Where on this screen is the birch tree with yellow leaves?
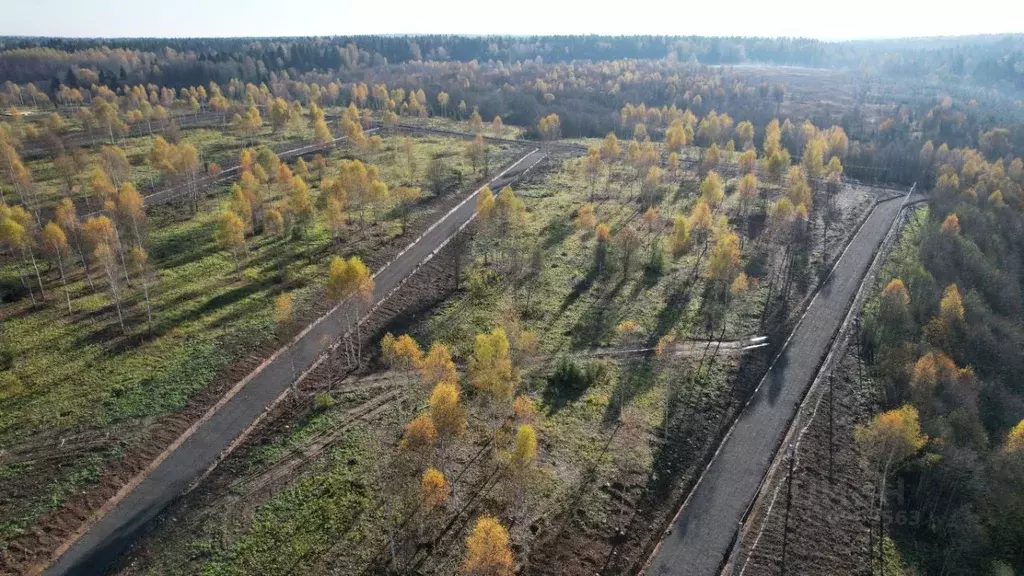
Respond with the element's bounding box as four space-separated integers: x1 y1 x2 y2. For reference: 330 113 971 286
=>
326 255 374 365
41 221 72 312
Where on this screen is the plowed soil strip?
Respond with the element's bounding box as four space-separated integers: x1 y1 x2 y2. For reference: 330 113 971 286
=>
643 192 909 576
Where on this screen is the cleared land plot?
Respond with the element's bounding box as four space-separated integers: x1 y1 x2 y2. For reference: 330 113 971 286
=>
111 144 895 576
0 127 522 571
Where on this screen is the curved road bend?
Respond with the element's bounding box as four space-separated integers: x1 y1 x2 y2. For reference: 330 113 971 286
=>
644 193 909 576
43 148 543 576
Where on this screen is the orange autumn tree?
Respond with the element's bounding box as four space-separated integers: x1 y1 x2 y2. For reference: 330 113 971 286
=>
908 351 976 414
855 404 927 545
420 342 458 390
511 424 538 471
116 182 146 246
877 278 912 341
939 284 965 323
599 132 621 192
129 246 155 335
538 113 560 143
737 172 758 215
595 222 611 273
512 394 537 425
924 284 965 351
699 171 725 208
584 147 602 199
216 211 246 272
39 221 71 311
381 333 424 372
274 292 293 329
476 186 496 234
668 215 691 258
882 278 910 308
855 403 927 474
0 204 42 303
463 516 514 576
508 423 538 515
940 213 961 235
707 228 742 286
575 204 597 234
400 414 438 466
420 467 450 511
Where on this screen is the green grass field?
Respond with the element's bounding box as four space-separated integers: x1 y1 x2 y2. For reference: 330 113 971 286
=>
114 147 772 575
0 127 520 546
19 120 323 212
1 114 864 571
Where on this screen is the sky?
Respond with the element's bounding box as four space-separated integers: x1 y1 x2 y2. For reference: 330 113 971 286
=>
2 0 1022 40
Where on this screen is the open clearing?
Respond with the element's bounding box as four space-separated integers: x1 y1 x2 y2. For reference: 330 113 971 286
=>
100 135 900 576
0 114 525 572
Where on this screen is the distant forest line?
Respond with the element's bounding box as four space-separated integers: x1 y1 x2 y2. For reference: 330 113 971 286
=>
1 34 1023 91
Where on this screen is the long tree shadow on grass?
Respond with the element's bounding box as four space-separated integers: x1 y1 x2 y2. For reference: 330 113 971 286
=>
597 387 712 574
598 332 783 575
602 357 657 425
649 274 697 345
0 274 35 307
185 274 284 321
149 219 219 270
542 254 612 356
205 288 287 333
554 266 597 323
79 272 293 354
672 178 699 204
632 253 667 296
253 241 346 282
596 355 756 574
569 276 628 350
71 312 131 353
542 214 574 250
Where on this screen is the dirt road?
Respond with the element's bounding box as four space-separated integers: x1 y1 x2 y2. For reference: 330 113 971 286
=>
643 192 910 576
41 148 543 576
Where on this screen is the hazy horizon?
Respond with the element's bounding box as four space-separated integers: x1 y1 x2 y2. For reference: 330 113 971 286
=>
4 0 1023 41
2 32 1022 42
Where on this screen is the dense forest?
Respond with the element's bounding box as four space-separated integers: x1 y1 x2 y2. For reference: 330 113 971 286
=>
861 146 1024 573
1 35 1023 99
3 35 1024 188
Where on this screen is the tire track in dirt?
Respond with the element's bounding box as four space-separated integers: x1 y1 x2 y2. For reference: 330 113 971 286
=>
38 148 542 576
0 151 514 576
112 232 465 575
